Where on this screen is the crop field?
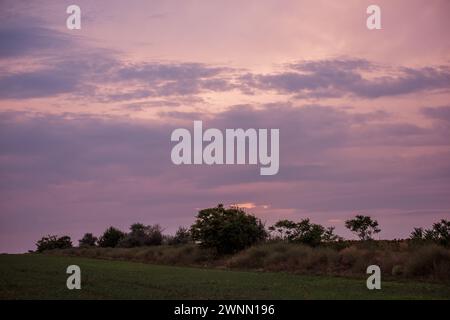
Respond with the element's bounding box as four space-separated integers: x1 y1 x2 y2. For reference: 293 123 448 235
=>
1 254 449 300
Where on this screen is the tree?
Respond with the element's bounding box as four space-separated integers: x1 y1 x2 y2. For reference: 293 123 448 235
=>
118 223 163 247
345 215 380 240
190 204 267 254
410 219 450 246
409 227 424 242
323 226 344 242
78 233 97 247
295 219 325 246
36 235 73 252
268 219 298 241
168 227 192 245
98 227 125 248
269 219 342 246
431 219 450 246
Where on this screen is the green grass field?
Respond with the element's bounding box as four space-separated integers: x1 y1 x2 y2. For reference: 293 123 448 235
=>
1 254 449 299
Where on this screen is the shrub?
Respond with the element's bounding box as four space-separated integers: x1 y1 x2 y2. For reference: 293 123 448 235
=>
78 233 97 247
36 235 72 252
392 265 403 276
339 246 360 268
228 243 340 274
190 204 267 254
98 227 125 248
404 245 450 281
59 244 216 266
227 243 265 268
53 241 450 282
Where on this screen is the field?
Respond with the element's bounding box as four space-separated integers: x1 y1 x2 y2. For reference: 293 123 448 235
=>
1 254 449 299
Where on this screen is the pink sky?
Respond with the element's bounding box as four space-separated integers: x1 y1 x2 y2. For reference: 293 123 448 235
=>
1 0 450 252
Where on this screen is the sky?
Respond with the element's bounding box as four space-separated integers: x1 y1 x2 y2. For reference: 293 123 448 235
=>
1 0 450 253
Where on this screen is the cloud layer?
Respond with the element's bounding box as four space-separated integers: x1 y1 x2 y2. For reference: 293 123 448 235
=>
1 0 450 252
1 104 450 252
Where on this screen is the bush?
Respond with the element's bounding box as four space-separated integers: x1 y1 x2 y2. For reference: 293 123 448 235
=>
53 241 450 282
36 235 72 252
98 227 125 248
392 265 403 276
190 204 267 254
404 245 450 281
78 233 97 247
228 243 340 274
56 244 216 266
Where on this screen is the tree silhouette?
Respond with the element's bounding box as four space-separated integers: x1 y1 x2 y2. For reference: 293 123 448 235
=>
345 215 380 240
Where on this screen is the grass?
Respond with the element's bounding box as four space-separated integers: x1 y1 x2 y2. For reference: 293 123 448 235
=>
1 254 449 299
54 242 450 282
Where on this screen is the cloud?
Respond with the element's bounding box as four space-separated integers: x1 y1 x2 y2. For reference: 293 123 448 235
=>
2 103 449 197
2 23 449 103
3 22 448 103
0 12 234 100
242 59 450 99
0 56 235 100
101 62 235 99
117 63 224 82
0 111 172 189
0 5 74 59
0 66 81 99
0 25 71 58
422 105 450 122
0 50 120 99
0 13 119 99
1 104 450 252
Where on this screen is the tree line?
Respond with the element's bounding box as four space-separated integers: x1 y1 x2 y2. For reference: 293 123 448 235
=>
35 204 450 253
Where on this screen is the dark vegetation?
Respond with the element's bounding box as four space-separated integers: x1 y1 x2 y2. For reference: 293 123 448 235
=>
409 219 450 246
4 255 450 299
190 204 267 253
35 235 72 252
34 204 450 282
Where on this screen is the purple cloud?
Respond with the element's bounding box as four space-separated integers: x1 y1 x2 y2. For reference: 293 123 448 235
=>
422 105 450 122
242 60 450 98
1 104 450 252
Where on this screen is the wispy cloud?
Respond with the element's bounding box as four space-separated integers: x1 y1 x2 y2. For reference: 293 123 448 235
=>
241 59 450 98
